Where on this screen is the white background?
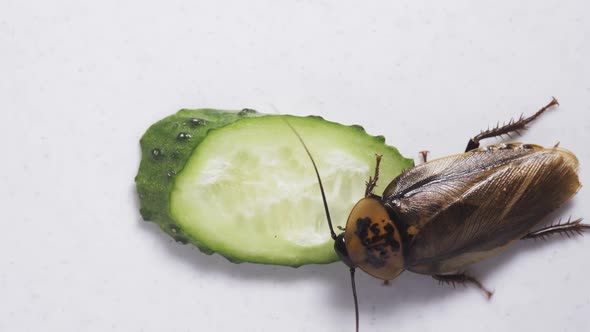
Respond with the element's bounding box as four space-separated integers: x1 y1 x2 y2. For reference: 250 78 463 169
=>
2 1 589 331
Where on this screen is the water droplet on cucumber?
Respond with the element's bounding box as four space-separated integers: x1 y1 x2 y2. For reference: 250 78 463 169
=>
189 118 207 127
177 132 192 141
151 148 162 159
238 108 257 116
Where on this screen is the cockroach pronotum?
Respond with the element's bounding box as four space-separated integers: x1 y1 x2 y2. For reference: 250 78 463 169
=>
287 97 588 331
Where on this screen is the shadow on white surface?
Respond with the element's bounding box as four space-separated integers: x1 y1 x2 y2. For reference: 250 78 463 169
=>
131 181 583 317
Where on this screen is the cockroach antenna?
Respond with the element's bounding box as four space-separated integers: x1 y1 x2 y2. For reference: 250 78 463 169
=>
282 117 360 332
282 119 336 239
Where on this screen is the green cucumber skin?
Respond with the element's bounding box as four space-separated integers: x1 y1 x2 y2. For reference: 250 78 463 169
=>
136 109 414 266
135 108 260 254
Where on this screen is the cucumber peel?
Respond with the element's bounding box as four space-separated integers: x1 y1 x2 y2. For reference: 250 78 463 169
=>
136 109 413 267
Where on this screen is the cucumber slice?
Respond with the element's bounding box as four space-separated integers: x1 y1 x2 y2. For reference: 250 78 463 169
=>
136 109 413 267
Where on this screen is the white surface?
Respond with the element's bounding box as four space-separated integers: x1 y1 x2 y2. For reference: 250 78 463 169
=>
2 1 589 331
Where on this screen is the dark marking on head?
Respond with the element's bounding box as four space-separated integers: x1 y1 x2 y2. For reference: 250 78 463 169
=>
355 217 372 245
354 217 401 268
366 249 387 268
522 144 533 150
369 223 380 236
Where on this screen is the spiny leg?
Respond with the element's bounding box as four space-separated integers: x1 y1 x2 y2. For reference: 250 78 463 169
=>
521 217 589 240
433 273 494 299
465 97 559 152
419 150 429 163
365 154 382 197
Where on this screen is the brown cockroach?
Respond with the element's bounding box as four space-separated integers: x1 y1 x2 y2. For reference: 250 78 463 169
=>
289 97 587 331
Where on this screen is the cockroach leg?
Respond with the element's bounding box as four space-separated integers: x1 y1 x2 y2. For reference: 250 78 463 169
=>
433 273 494 299
521 217 589 240
365 154 383 197
465 97 559 152
419 150 429 163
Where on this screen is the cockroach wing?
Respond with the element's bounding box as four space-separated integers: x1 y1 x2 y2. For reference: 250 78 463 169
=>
383 145 552 231
383 145 580 275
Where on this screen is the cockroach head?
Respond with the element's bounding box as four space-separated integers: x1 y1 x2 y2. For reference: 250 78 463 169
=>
342 197 405 280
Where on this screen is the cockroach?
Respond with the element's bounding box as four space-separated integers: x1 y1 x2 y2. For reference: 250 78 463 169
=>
287 97 588 332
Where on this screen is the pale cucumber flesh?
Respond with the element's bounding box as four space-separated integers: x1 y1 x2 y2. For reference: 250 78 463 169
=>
169 115 413 266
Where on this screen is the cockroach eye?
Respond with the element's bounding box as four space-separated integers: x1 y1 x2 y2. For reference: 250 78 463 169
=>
334 233 354 268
